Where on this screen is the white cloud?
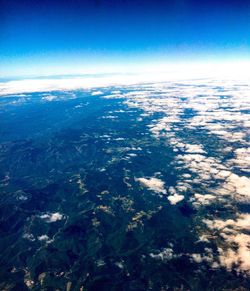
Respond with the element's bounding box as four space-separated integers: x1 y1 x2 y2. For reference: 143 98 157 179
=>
150 248 176 261
40 212 63 222
23 233 35 242
91 90 103 95
167 193 184 205
42 95 57 101
203 213 250 274
192 193 216 207
38 234 49 241
37 235 53 244
191 250 215 265
135 177 167 194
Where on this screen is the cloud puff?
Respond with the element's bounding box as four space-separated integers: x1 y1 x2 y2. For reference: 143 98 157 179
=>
91 90 103 95
190 248 217 267
135 177 167 194
225 173 250 202
23 233 35 242
150 248 176 261
192 193 216 207
37 234 53 244
40 212 63 222
203 213 250 274
167 193 184 205
42 95 57 101
230 147 250 174
38 234 50 241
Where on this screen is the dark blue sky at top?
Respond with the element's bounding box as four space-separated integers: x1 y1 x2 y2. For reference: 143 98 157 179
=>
0 0 250 77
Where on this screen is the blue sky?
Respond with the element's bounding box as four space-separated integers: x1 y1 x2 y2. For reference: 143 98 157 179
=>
0 0 250 77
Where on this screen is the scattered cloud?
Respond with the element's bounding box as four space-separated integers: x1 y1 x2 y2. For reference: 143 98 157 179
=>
203 214 250 274
150 248 176 261
42 95 57 101
167 193 184 205
114 78 250 274
91 90 103 95
40 212 63 222
135 176 167 194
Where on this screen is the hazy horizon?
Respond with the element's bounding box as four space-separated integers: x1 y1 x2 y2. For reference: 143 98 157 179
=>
1 0 250 78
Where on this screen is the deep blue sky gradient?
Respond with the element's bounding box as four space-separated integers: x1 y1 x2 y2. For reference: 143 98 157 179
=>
0 0 250 77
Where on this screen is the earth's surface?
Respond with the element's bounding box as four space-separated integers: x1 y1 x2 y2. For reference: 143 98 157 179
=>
0 79 250 290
